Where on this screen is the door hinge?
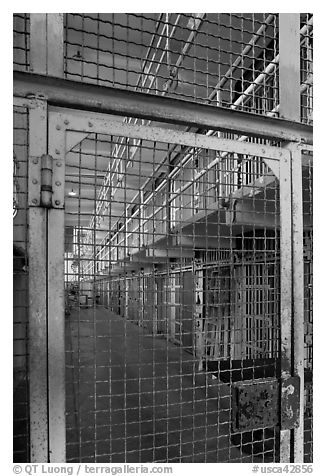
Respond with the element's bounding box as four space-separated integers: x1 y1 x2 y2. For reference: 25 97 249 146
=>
29 153 64 209
40 154 53 208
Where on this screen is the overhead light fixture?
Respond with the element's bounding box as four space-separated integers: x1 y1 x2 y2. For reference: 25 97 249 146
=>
68 189 77 197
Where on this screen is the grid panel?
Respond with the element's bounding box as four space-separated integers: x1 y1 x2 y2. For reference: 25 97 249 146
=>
302 152 312 462
300 14 313 125
13 105 30 462
64 125 281 463
64 13 279 116
13 13 30 71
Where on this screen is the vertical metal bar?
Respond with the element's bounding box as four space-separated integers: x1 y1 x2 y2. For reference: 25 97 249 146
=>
279 14 301 121
291 144 305 462
30 14 47 74
47 126 66 462
47 14 64 77
279 151 292 463
30 13 64 77
47 209 66 462
279 13 304 462
28 101 48 462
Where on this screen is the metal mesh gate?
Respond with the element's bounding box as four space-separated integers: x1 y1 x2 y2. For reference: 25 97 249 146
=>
61 119 282 463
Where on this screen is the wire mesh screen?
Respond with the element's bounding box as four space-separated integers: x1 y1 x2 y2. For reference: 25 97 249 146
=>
64 123 281 463
13 105 30 462
64 13 280 116
302 151 312 462
300 14 313 125
13 13 30 72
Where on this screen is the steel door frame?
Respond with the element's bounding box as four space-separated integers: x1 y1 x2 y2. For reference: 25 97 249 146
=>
18 93 308 462
45 106 297 462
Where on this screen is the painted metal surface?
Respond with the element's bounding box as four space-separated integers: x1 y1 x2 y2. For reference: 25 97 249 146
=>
48 113 66 209
279 14 301 122
47 118 67 461
28 101 47 208
30 14 64 77
40 154 53 208
279 150 292 463
13 71 313 144
30 14 47 75
232 379 279 431
281 377 301 431
279 13 305 462
291 144 305 461
47 14 64 78
28 100 48 462
47 209 66 462
51 110 286 162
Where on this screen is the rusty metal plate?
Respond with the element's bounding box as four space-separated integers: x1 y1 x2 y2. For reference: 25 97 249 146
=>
281 376 300 430
232 378 279 431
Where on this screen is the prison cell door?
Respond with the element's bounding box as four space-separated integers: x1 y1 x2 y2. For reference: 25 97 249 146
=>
40 108 302 463
234 262 279 360
204 266 233 361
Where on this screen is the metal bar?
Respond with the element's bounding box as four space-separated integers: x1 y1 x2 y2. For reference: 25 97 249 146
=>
291 145 305 462
30 14 64 77
47 209 66 462
30 14 47 74
279 147 293 463
28 101 49 462
47 14 64 78
279 13 304 462
14 71 313 143
47 126 66 461
58 112 286 160
279 14 301 121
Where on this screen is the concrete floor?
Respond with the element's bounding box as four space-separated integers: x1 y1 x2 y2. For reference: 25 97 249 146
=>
65 306 276 463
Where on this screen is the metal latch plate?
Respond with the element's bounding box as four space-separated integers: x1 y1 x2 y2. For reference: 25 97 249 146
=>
281 376 300 430
232 378 279 431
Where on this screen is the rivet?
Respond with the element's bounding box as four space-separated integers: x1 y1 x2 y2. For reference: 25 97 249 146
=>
64 119 69 125
262 149 265 154
55 200 60 206
33 158 38 164
56 124 61 130
55 149 60 155
32 199 37 204
88 122 93 127
32 179 38 184
55 181 61 186
56 162 62 167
